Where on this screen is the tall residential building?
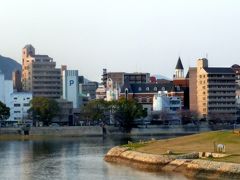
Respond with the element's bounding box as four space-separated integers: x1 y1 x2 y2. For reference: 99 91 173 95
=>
189 58 236 120
22 45 62 98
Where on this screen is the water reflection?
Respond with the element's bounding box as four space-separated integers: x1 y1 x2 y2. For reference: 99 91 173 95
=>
0 136 187 180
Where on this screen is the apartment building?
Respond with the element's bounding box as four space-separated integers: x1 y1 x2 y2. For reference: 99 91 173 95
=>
190 58 236 120
102 69 150 88
22 45 61 98
9 92 32 122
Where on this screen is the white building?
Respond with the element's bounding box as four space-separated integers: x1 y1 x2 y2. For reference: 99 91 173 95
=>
96 85 106 100
106 78 119 101
106 89 119 101
153 91 181 112
9 92 32 122
62 70 80 108
0 72 13 108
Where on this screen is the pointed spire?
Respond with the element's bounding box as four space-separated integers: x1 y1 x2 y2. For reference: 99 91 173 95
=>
175 57 184 70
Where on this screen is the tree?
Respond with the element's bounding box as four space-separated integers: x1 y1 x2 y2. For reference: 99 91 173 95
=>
0 101 10 123
113 98 146 132
178 110 199 125
81 99 112 125
208 112 235 125
28 97 59 126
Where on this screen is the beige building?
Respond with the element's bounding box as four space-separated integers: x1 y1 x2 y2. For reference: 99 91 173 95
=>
190 58 236 120
22 45 62 98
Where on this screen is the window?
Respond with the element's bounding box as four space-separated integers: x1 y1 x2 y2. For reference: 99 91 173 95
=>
14 104 20 107
14 111 21 113
147 97 150 103
138 97 142 103
146 87 149 91
23 103 30 107
138 87 142 91
154 87 157 91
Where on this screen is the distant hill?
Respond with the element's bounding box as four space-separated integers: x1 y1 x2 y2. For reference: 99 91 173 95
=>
152 74 171 80
0 55 21 80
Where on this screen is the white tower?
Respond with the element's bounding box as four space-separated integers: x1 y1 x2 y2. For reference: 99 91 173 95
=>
174 57 184 79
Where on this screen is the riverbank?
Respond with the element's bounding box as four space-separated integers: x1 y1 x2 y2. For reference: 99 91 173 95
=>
104 131 240 179
0 125 238 139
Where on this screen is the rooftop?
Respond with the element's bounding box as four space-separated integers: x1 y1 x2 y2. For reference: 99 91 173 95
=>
175 57 184 70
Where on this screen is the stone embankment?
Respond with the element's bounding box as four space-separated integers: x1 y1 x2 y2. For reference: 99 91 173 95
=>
0 126 103 136
104 146 240 179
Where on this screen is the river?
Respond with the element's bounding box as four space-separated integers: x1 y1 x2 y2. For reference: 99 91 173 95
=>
0 135 187 180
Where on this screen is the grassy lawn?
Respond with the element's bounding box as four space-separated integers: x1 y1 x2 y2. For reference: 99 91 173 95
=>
133 130 240 163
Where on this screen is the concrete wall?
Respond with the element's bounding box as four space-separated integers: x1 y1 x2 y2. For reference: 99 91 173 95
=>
0 128 21 135
29 126 103 136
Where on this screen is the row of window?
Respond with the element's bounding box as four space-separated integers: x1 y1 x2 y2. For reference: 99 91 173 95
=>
208 102 235 105
14 103 30 107
199 74 235 78
33 76 61 80
33 86 61 89
208 80 235 83
138 87 167 92
208 85 236 88
136 97 152 103
13 97 31 100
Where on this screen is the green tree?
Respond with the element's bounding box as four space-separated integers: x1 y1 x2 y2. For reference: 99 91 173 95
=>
0 101 10 123
113 98 146 132
28 97 59 126
81 99 112 125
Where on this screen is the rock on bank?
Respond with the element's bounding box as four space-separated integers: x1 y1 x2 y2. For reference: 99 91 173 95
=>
104 146 240 179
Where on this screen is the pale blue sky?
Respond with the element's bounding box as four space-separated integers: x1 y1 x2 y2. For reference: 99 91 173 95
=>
0 0 240 81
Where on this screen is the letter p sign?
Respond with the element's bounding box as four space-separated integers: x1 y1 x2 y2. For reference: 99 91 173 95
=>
69 80 74 86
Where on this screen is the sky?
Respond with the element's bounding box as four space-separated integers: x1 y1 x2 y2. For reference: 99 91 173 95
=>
0 0 240 81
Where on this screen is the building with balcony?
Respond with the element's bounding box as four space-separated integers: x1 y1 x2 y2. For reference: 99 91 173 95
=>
22 45 62 99
189 58 236 120
153 91 181 112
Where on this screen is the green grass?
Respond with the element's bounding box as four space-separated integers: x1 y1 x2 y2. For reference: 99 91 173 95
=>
122 142 149 150
132 130 240 163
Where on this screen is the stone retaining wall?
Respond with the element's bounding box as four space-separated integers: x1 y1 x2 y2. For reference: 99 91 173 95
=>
29 126 103 136
105 146 240 179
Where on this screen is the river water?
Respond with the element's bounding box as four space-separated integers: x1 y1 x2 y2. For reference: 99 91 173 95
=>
0 136 187 180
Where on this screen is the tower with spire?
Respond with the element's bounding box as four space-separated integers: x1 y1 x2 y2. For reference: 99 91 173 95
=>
174 57 184 79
